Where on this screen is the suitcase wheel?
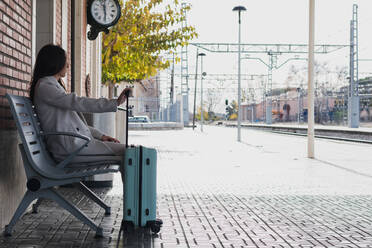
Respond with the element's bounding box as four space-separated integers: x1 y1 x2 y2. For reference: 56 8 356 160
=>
150 223 161 234
122 220 134 233
156 218 163 225
149 219 163 234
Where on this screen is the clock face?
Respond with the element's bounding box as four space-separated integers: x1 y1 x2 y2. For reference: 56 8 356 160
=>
91 0 119 26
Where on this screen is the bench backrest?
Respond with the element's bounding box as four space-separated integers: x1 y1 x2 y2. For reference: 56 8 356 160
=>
6 94 63 178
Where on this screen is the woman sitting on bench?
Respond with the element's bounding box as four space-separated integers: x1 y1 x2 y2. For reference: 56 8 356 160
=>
29 44 130 165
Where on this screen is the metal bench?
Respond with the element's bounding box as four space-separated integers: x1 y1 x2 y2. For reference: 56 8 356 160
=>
4 94 121 237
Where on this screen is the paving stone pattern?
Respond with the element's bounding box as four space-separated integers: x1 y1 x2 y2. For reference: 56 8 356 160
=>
2 191 372 247
2 127 372 247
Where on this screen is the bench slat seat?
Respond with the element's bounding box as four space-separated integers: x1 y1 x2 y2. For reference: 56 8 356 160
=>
64 164 120 177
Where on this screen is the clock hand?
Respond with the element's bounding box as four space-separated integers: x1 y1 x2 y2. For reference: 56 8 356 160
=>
103 1 107 22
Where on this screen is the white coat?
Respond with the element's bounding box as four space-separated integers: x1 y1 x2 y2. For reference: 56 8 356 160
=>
34 76 125 164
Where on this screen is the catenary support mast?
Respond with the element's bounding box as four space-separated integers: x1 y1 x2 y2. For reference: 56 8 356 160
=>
348 4 359 128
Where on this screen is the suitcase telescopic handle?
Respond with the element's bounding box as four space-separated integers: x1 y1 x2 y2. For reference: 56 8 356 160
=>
125 89 131 148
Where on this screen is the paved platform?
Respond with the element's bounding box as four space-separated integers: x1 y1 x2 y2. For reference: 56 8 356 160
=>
2 126 372 247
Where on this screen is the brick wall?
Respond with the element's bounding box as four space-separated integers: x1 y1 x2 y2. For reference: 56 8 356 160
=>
55 0 62 47
0 0 32 229
0 0 32 129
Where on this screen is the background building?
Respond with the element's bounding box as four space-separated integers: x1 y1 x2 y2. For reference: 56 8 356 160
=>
102 75 161 121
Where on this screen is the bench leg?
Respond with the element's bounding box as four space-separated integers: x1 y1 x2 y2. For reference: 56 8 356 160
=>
4 190 37 236
39 188 103 238
32 198 43 213
76 182 111 215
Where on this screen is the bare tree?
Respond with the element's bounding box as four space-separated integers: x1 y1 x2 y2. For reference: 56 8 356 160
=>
206 88 222 114
335 66 348 87
205 80 224 115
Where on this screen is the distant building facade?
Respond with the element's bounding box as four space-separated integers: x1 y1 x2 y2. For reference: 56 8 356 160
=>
103 75 161 121
241 87 338 123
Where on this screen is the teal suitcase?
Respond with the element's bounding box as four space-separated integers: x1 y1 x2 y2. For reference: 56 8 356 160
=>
121 89 162 233
121 145 162 233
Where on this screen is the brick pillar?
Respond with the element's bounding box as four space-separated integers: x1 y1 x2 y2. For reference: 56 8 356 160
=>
73 0 87 97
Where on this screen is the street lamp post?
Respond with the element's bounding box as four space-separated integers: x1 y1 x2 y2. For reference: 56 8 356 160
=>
192 49 199 130
297 87 301 124
233 5 246 142
192 52 206 131
199 53 206 132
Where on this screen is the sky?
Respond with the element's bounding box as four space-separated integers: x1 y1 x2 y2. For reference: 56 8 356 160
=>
161 0 372 112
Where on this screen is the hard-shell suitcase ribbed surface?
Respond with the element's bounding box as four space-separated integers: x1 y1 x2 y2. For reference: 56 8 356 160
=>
121 88 162 233
122 145 161 233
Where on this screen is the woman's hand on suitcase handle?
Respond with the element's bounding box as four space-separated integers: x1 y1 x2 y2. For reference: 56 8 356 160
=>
101 135 120 143
117 88 132 106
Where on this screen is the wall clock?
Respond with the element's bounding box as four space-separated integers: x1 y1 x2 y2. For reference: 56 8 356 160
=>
87 0 121 40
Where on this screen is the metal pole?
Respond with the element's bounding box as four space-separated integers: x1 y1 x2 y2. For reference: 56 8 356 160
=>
170 53 175 104
200 55 204 132
181 2 190 126
307 0 315 158
251 106 254 123
266 57 273 124
298 89 301 124
192 49 199 130
262 78 266 122
348 4 359 128
237 10 242 142
348 19 354 127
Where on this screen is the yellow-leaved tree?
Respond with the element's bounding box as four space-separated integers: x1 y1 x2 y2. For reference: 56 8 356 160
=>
196 106 209 121
102 0 198 98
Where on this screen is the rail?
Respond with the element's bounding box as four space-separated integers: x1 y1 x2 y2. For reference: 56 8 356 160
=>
224 122 372 144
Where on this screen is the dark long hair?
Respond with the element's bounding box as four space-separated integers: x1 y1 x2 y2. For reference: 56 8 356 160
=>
29 44 67 102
